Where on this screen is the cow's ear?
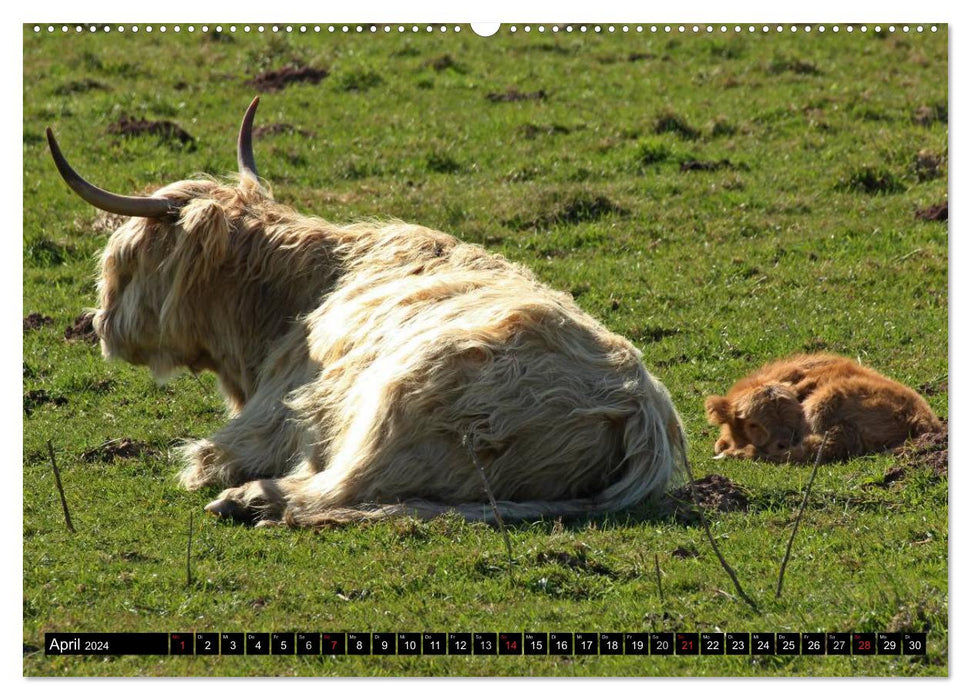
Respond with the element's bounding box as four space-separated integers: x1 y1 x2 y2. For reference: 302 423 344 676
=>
161 198 231 331
705 395 732 424
178 198 230 268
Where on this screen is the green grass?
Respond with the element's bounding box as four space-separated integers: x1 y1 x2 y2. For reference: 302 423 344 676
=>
23 24 948 676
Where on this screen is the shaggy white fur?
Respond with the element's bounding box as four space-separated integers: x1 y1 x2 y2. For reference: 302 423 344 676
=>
90 175 685 527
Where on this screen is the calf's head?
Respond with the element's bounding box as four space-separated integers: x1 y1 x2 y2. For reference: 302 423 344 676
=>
47 98 266 381
705 382 808 458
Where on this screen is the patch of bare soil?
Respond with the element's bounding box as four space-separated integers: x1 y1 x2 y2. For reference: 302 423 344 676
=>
918 378 947 396
506 192 628 230
802 337 829 353
87 210 131 235
891 421 948 480
207 29 234 43
518 123 573 139
874 465 908 487
23 390 68 415
82 438 150 462
64 312 98 344
247 65 329 92
23 313 53 332
915 149 942 181
486 88 548 103
423 54 462 71
913 103 947 126
653 110 701 140
680 159 737 172
53 78 109 96
252 123 314 138
886 599 946 634
108 116 195 148
534 548 618 577
915 202 948 221
663 474 750 525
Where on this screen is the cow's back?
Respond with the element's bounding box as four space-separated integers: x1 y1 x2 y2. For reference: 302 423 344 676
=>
288 224 681 510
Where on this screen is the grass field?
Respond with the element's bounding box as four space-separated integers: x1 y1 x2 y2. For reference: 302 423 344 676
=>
22 24 948 676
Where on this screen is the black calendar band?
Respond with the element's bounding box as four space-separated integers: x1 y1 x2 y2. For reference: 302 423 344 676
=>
43 631 928 656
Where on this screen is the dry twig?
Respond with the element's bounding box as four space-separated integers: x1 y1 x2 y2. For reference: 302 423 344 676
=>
186 511 194 588
680 443 759 613
776 431 828 598
46 440 75 533
654 553 664 601
463 431 514 568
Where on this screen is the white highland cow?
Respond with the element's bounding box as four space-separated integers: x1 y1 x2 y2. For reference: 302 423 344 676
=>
47 98 686 527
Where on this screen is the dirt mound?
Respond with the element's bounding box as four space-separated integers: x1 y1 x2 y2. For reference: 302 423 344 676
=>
915 202 948 221
891 421 948 479
64 312 98 344
23 313 53 332
486 88 548 103
82 438 150 462
663 474 750 524
247 65 328 93
423 54 461 72
108 116 195 148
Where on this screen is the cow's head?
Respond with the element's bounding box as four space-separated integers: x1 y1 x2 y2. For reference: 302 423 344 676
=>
47 98 267 381
705 382 808 459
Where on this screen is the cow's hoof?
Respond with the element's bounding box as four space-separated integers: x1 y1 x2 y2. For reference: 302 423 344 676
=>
205 480 287 524
205 498 247 520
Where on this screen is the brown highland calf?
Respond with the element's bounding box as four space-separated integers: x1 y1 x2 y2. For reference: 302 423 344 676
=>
46 98 685 527
705 353 941 463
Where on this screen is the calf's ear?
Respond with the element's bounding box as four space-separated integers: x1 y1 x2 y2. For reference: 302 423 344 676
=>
705 395 732 424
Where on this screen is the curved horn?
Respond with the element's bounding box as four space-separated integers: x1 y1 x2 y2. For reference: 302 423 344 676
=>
46 128 176 218
237 96 260 179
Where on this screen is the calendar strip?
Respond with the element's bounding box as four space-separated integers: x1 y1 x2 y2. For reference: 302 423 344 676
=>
43 631 926 656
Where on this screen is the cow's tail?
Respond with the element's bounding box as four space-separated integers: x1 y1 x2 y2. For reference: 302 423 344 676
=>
286 365 686 528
